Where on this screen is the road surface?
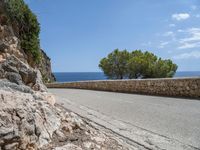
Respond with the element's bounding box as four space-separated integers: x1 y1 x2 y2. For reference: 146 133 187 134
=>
49 88 200 149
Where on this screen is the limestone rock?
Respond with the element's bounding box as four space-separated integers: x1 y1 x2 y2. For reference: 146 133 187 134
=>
0 16 55 83
5 72 23 85
37 49 56 83
0 80 130 150
34 92 56 106
0 80 60 149
54 144 82 150
32 70 48 92
0 24 27 64
0 55 47 92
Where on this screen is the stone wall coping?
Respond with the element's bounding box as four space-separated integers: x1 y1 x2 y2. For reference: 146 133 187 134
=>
47 77 200 84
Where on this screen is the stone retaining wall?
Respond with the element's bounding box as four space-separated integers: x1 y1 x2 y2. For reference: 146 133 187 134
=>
46 78 200 99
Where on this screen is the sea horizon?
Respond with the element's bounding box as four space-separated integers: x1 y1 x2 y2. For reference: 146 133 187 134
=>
53 71 200 82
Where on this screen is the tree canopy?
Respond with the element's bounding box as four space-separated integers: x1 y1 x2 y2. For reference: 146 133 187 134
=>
99 49 178 79
99 49 130 79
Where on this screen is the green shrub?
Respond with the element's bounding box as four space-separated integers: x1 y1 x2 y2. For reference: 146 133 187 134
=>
3 0 41 62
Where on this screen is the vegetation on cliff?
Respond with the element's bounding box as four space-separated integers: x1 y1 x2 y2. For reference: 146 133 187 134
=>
3 0 41 62
99 49 178 79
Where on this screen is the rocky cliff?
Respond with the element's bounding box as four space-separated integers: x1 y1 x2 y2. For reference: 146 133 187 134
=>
0 26 129 149
37 49 56 83
0 0 55 83
0 1 131 149
0 80 132 150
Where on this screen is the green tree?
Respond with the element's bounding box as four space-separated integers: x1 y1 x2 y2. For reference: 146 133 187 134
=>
3 0 41 63
99 49 178 79
128 50 146 78
99 49 130 79
152 59 178 78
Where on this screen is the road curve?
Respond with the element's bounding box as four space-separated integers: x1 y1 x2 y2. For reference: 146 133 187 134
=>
49 88 200 149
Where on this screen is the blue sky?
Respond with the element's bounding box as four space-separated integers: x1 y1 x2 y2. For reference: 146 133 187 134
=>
25 0 200 72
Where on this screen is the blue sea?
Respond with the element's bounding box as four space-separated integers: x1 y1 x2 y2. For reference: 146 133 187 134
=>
54 72 200 82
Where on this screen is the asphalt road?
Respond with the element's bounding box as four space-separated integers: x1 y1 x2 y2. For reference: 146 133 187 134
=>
49 88 200 148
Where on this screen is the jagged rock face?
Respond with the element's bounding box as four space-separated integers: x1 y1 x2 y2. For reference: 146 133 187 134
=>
0 55 47 92
37 49 56 83
0 8 50 90
0 4 55 83
0 1 27 64
0 80 129 150
0 25 28 64
0 80 61 149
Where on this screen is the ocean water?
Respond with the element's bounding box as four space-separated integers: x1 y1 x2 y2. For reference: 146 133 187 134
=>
54 72 107 82
54 71 200 82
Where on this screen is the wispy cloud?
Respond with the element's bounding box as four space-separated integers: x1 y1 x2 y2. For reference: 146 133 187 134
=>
173 51 200 59
159 41 169 48
162 31 176 41
178 28 200 49
163 31 175 37
178 42 200 49
172 13 190 21
177 29 184 32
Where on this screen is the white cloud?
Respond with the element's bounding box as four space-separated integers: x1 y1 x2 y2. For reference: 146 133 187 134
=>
178 28 200 49
169 24 176 27
159 41 169 48
178 42 200 49
173 51 200 59
177 29 184 32
163 31 176 41
180 28 200 42
172 13 190 21
163 31 174 37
